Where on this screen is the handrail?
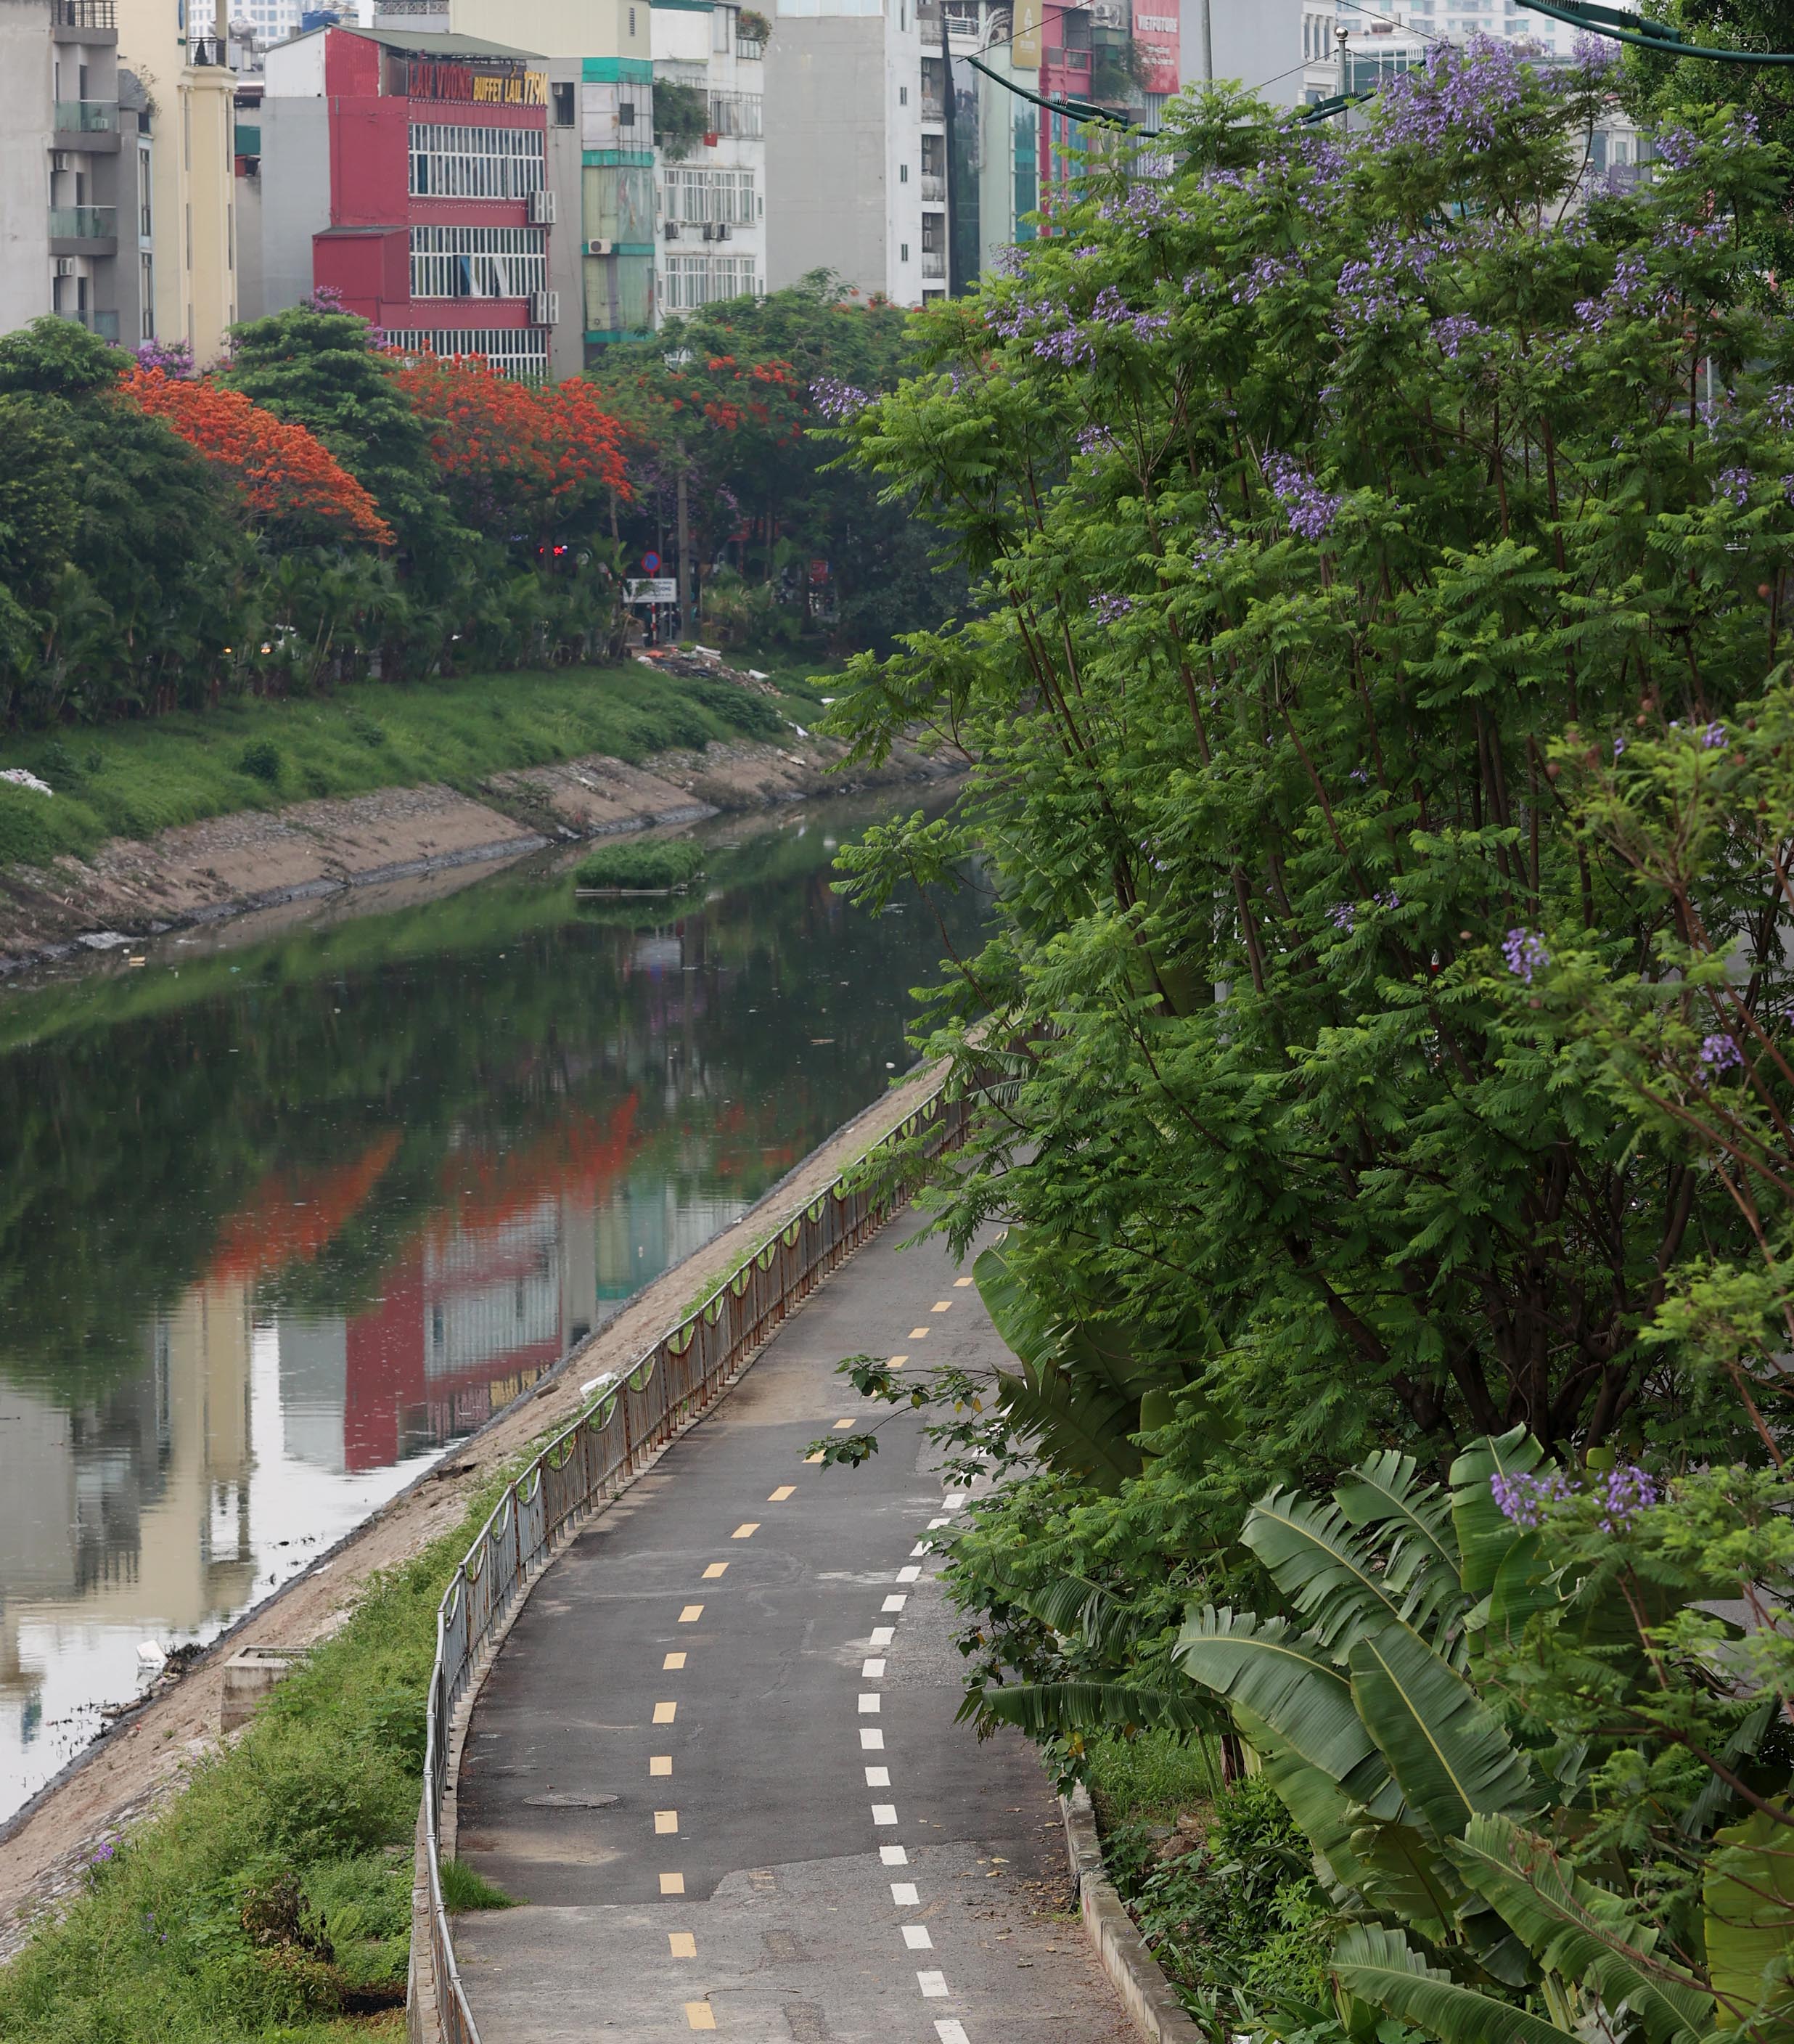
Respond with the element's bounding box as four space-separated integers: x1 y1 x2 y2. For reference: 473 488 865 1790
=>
411 1076 975 2044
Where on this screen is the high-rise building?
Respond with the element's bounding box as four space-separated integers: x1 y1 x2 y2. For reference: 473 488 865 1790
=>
115 0 239 359
0 0 157 346
653 0 766 322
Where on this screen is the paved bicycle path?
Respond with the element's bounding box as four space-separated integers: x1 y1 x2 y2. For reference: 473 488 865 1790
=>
452 1214 1132 2044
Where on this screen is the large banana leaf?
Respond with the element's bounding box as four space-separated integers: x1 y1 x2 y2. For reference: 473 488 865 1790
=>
1237 1703 1383 1894
1244 1486 1416 1654
1337 1448 1462 1579
957 1678 1213 1741
1332 1924 1575 2044
1348 1817 1470 1944
1176 1605 1396 1812
1450 1813 1713 2044
1703 1799 1794 2030
1348 1622 1539 1842
1451 1425 1549 1603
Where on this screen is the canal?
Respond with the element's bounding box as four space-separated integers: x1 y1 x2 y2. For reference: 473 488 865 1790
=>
0 790 979 1823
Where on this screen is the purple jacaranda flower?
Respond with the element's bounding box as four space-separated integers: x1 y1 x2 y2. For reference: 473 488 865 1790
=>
1614 735 1627 759
1504 928 1549 984
1261 451 1344 541
1375 35 1528 158
1373 890 1399 910
1654 125 1700 171
1700 1031 1743 1073
1570 26 1619 73
1716 469 1753 506
1089 594 1134 624
1076 423 1117 457
1702 720 1727 748
1328 904 1356 933
1434 315 1486 359
811 377 872 422
1491 1468 1574 1529
1350 767 1369 784
1767 386 1794 434
1597 1464 1659 1532
134 338 194 377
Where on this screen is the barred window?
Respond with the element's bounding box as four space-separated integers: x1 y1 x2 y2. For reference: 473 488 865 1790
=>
409 225 546 299
662 253 758 311
705 90 762 137
663 165 756 225
385 327 549 378
409 123 545 200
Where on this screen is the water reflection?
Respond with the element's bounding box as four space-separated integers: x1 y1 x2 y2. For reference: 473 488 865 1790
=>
0 796 978 1818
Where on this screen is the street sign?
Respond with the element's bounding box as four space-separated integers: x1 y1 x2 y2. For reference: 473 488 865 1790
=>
626 578 678 604
641 550 662 574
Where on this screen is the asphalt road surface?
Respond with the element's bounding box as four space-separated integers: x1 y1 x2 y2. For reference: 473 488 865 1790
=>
453 1214 1133 2044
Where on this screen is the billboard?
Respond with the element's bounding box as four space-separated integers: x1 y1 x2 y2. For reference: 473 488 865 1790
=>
1131 0 1179 96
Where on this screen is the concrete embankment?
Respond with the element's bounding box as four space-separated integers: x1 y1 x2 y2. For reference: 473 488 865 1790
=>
0 732 955 976
0 1060 954 1961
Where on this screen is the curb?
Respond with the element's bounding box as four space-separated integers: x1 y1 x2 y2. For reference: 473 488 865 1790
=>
1060 1784 1203 2042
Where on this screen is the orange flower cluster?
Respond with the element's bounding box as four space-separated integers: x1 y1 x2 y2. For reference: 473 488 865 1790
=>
121 366 393 545
393 351 628 532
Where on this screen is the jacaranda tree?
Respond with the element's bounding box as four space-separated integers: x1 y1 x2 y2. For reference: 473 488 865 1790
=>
831 40 1794 1477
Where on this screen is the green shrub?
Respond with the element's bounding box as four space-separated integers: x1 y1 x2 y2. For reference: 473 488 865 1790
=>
237 740 282 785
573 837 705 891
676 676 785 743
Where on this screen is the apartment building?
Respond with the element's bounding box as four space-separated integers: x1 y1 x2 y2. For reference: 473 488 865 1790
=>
114 0 238 359
0 0 156 346
653 0 766 319
260 20 559 375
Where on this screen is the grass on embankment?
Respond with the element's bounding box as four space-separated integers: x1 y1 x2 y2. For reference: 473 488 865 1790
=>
0 661 820 877
0 1498 510 2044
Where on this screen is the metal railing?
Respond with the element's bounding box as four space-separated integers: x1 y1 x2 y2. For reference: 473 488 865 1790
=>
919 171 946 201
735 35 766 57
414 1081 972 2044
50 0 116 26
920 249 946 278
59 306 120 338
48 205 116 238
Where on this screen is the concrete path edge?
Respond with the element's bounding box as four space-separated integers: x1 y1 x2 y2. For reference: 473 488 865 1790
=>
1060 1784 1203 2042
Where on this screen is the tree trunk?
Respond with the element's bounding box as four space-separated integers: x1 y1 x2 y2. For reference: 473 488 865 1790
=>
676 445 692 638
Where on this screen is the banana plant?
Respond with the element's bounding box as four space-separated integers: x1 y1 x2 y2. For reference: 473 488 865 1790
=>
1174 1431 1792 2044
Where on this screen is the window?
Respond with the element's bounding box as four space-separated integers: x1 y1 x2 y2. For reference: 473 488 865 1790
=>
138 144 152 237
662 253 758 310
900 241 909 261
898 83 907 103
899 162 908 181
552 80 575 124
707 90 763 136
713 2 730 48
663 165 758 224
409 225 546 298
139 253 153 337
409 123 545 199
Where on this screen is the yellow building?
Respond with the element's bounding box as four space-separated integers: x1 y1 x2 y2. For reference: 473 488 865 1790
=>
115 0 237 360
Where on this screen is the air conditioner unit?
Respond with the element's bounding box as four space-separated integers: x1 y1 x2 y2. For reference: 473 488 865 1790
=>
528 187 557 224
530 288 560 327
663 221 681 240
715 221 731 241
700 222 716 241
53 256 75 277
585 237 614 256
52 151 73 172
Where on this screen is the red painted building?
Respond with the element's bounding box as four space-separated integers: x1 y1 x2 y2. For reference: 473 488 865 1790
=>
261 24 557 377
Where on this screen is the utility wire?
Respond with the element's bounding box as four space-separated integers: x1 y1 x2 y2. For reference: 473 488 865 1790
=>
1516 0 1794 63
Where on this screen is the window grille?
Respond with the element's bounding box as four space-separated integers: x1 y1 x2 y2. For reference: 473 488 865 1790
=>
661 253 758 311
409 225 547 299
663 165 757 225
385 326 549 377
705 90 762 137
409 123 546 200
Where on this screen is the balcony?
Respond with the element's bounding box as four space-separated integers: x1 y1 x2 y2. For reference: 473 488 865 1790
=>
49 204 117 239
186 32 228 63
53 99 121 150
919 249 945 279
735 34 765 57
49 0 116 32
919 93 944 120
919 171 945 201
60 306 120 340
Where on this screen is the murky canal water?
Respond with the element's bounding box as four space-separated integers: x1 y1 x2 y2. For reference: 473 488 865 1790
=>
0 791 977 1821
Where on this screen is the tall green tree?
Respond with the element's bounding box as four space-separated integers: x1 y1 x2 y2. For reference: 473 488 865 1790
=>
830 46 1793 1471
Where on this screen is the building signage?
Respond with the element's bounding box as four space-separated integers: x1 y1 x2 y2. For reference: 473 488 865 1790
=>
1011 0 1041 70
406 58 549 105
626 578 678 604
1131 3 1179 96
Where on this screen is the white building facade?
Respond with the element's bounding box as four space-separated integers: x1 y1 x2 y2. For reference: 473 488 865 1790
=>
653 0 766 315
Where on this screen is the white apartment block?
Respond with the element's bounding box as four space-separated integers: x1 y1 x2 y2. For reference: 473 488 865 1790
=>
653 0 766 316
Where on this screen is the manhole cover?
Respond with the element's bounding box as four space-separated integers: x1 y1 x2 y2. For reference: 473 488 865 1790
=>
521 1791 620 1809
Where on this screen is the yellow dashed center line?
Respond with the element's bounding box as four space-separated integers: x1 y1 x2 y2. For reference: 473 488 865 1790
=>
702 1562 729 1579
653 1701 678 1724
679 1604 705 1622
732 1522 759 1539
651 1755 673 1777
668 1931 697 1959
655 1810 680 1834
684 2003 716 2030
806 1451 825 1463
887 1354 908 1368
660 1871 686 1896
908 1328 930 1339
664 1651 687 1669
954 1275 974 1287
768 1485 795 1503
833 1418 856 1430
931 1301 951 1312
